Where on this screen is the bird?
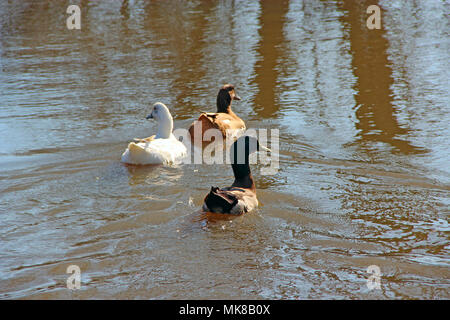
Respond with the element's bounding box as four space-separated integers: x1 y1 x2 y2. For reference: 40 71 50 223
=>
188 84 246 148
202 135 271 214
121 102 187 165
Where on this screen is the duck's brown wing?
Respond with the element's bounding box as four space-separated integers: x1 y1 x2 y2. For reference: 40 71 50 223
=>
188 113 222 143
207 113 245 133
188 113 245 146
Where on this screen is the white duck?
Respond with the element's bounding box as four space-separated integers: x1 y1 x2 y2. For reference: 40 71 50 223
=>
121 102 187 165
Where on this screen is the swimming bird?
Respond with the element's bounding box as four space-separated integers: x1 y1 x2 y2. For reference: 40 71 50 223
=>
121 102 187 165
188 84 246 148
202 135 270 214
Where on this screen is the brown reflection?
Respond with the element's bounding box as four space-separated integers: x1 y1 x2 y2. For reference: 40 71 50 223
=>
120 0 129 20
339 0 424 154
124 163 165 186
253 0 289 118
143 0 213 115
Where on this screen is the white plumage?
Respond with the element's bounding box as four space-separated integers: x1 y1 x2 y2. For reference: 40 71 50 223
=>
121 102 187 165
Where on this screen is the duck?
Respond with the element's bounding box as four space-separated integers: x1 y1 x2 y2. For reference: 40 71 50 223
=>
188 84 246 148
202 135 270 214
121 102 187 165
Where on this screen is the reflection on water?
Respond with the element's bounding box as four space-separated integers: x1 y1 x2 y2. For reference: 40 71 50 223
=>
0 0 449 299
253 0 289 118
341 0 425 155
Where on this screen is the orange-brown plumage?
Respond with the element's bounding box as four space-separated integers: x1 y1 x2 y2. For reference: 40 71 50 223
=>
188 84 246 148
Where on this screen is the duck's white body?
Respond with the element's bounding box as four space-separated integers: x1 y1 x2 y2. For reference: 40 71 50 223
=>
121 102 187 165
121 134 186 165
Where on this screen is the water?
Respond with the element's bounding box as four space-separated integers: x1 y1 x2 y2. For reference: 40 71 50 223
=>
0 0 449 299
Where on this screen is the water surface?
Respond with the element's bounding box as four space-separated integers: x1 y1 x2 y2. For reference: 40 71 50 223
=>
0 0 449 299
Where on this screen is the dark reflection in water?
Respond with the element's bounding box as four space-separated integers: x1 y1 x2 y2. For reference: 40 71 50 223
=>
0 0 449 300
120 0 129 21
340 0 425 155
143 0 211 110
253 0 289 118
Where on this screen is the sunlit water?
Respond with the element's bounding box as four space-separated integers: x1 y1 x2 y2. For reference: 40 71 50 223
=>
0 0 449 299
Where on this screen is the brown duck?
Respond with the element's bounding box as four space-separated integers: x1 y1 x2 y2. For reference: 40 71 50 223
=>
188 84 246 148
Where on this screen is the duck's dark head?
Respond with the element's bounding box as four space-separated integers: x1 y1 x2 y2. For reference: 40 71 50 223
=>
217 84 241 113
231 136 260 165
230 135 270 189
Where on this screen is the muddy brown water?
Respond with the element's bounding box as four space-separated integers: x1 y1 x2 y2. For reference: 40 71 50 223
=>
0 0 449 299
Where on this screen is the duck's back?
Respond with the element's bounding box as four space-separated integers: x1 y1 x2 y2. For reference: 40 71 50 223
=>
203 112 245 131
202 186 257 214
189 112 246 146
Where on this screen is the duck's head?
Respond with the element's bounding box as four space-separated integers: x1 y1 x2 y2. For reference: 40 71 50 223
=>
231 135 271 165
217 84 241 113
146 102 173 139
146 102 172 122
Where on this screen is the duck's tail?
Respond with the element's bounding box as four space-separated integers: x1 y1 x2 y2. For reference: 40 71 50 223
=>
188 115 219 147
121 142 148 164
128 142 146 156
204 187 238 213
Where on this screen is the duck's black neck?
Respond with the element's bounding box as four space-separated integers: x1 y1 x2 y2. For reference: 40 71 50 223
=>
216 90 232 113
231 160 255 191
